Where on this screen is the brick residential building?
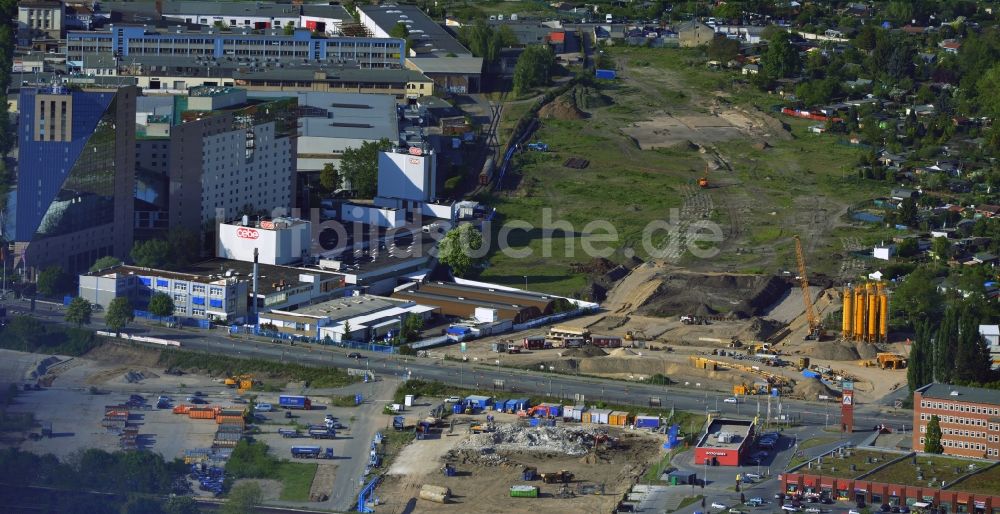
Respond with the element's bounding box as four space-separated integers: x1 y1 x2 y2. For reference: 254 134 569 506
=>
913 384 1000 460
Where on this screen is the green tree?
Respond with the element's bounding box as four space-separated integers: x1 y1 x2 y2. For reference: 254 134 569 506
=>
105 297 134 334
893 266 942 329
953 309 992 383
762 31 800 79
122 495 165 514
513 45 555 95
147 292 175 318
65 297 93 327
36 266 66 296
389 21 410 39
283 21 295 35
935 304 958 382
163 497 200 514
167 228 200 268
931 237 950 260
225 482 264 514
320 162 341 192
907 320 933 392
89 256 122 273
924 415 944 453
340 139 392 199
437 223 484 277
400 313 424 343
130 239 172 269
977 64 1000 118
706 36 739 63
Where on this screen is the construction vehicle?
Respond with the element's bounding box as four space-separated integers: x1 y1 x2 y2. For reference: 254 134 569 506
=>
680 315 706 325
798 357 810 370
698 164 709 188
875 353 907 370
541 470 574 484
469 423 494 434
224 374 258 392
625 329 646 341
793 235 823 340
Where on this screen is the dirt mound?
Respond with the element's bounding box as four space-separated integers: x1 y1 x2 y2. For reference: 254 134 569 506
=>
562 346 608 358
792 379 841 401
795 340 861 361
609 348 637 357
736 317 785 342
84 342 162 367
538 93 586 120
573 84 613 109
638 273 790 319
570 257 617 275
854 341 879 359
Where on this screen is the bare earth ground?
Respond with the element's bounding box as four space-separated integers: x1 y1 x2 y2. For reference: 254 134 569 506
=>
375 415 664 514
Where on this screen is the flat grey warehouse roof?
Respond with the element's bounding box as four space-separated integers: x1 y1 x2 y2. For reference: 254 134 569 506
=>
358 4 470 56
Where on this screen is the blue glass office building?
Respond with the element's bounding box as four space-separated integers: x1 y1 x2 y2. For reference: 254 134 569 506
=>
11 86 136 278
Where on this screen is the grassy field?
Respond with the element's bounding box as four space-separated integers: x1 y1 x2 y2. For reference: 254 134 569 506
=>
482 45 897 296
952 464 1000 495
867 455 990 487
276 462 318 501
803 449 903 479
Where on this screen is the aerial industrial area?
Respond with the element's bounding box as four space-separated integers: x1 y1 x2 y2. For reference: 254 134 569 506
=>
3 1 1000 513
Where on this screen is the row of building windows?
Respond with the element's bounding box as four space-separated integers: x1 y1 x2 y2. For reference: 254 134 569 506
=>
919 413 1000 429
919 437 998 454
920 401 1000 416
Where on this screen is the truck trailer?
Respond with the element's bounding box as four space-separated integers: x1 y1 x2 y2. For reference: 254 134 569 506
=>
278 395 312 410
309 428 336 439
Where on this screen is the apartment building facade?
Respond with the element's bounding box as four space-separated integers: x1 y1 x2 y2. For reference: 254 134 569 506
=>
67 26 405 69
913 383 1000 460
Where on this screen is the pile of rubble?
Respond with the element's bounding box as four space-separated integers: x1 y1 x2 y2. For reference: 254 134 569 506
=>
457 425 599 456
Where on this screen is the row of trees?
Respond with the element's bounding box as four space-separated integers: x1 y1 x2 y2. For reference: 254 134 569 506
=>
907 302 994 393
456 20 518 63
513 45 555 95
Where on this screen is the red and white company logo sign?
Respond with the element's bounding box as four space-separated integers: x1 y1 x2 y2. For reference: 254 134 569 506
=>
236 227 259 239
408 157 421 165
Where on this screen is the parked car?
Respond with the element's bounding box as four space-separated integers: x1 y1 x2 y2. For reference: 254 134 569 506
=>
849 510 862 514
899 507 910 513
744 473 761 481
711 502 727 510
880 504 891 512
255 403 273 412
347 352 362 359
445 396 461 403
781 505 801 512
804 508 821 513
723 397 739 404
747 498 764 507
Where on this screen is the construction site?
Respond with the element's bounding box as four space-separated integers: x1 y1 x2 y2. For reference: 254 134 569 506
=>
373 406 665 514
440 241 909 404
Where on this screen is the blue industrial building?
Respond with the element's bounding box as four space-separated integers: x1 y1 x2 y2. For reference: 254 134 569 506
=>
10 85 137 278
67 26 405 69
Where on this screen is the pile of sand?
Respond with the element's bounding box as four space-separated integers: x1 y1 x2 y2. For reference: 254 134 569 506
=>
736 317 785 342
854 341 879 359
538 94 586 120
794 340 861 361
792 379 841 401
609 348 637 357
562 346 608 358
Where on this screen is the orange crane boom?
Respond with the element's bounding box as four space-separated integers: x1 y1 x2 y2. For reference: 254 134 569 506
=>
794 235 821 339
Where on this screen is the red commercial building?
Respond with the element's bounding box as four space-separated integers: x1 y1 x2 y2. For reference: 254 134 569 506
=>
781 450 1000 514
694 418 755 466
913 384 1000 460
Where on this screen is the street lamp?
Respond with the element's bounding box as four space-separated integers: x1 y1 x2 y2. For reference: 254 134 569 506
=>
524 275 528 291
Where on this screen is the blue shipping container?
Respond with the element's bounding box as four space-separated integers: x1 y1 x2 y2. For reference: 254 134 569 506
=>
596 69 617 80
635 416 660 429
801 370 821 379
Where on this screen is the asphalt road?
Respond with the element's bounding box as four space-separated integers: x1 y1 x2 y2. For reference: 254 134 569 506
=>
9 300 913 433
99 323 912 433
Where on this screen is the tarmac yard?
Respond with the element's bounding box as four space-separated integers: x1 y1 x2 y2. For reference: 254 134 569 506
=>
374 414 664 514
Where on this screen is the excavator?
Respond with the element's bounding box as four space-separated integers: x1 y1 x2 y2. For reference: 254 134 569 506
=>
224 374 258 392
698 164 709 188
